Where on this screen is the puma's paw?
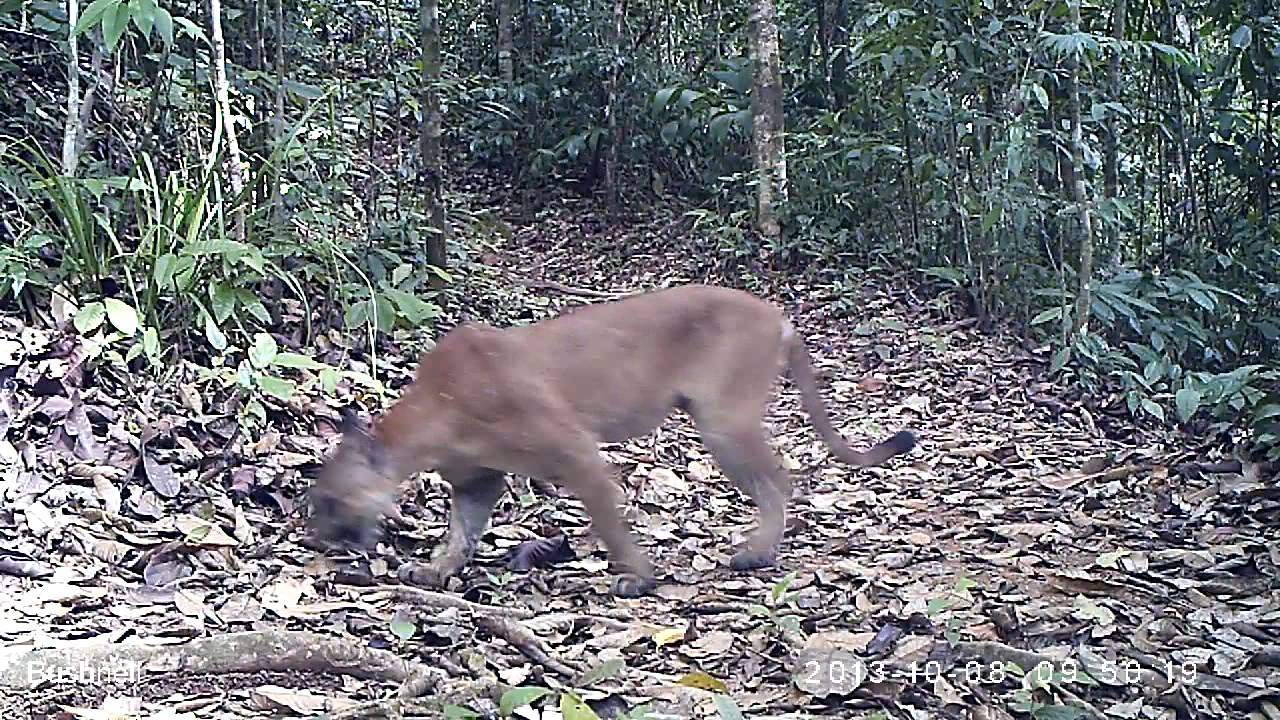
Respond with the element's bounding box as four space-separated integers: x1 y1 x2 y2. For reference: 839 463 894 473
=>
397 561 452 588
730 548 777 571
611 573 656 598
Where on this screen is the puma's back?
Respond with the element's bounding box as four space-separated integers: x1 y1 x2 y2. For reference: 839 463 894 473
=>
308 283 915 598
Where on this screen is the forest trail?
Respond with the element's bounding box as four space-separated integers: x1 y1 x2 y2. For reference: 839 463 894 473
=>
1 197 1275 718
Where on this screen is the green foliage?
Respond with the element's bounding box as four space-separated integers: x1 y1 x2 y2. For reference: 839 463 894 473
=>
447 657 652 720
1036 266 1278 459
2 0 1275 464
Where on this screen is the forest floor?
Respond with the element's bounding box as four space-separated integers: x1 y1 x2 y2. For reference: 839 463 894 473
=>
1 190 1277 720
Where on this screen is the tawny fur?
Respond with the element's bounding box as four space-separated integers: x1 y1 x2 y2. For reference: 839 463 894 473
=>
308 284 916 598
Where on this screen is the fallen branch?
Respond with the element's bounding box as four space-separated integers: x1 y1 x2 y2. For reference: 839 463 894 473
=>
477 614 582 677
367 584 535 619
0 630 435 692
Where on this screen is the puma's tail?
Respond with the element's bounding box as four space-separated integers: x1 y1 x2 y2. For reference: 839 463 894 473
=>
783 321 917 467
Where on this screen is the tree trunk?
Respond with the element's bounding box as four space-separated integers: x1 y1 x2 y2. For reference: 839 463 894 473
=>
829 0 848 107
272 0 286 228
60 0 82 175
747 0 786 243
1067 0 1095 338
496 0 514 85
209 0 247 243
604 0 626 214
420 0 447 287
1102 0 1126 267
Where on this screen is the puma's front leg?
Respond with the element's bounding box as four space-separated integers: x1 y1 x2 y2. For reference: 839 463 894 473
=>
398 468 507 588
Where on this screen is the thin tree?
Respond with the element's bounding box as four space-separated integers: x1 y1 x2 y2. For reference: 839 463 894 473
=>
604 0 626 214
747 0 786 242
420 0 447 286
60 0 102 176
1066 0 1095 337
271 0 286 228
1102 0 1126 267
59 0 82 176
209 0 247 242
496 0 514 85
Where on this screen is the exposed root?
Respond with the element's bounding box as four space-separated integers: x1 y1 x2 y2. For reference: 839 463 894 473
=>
0 630 436 692
368 584 535 618
476 614 581 677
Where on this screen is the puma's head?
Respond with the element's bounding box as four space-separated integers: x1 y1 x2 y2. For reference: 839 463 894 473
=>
307 412 398 551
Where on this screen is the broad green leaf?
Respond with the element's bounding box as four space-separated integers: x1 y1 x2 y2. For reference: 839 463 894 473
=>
652 86 680 115
1030 307 1063 326
132 0 157 38
320 368 339 394
1140 398 1165 421
102 0 131 50
443 706 481 720
74 302 107 333
142 326 160 359
1254 404 1280 421
383 287 439 325
153 6 173 45
559 692 602 720
204 314 227 351
249 333 278 369
257 375 296 401
273 352 326 370
74 0 120 35
389 617 416 641
125 342 145 363
153 252 177 289
211 284 236 323
1175 388 1202 423
245 299 272 324
103 297 139 336
344 299 370 329
373 293 396 333
498 687 552 716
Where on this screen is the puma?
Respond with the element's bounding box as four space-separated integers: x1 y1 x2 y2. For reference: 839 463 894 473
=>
307 284 916 597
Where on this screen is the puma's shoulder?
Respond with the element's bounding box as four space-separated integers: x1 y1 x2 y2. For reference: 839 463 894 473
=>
414 321 507 382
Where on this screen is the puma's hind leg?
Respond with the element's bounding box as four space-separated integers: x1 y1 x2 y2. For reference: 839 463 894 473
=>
696 420 793 571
